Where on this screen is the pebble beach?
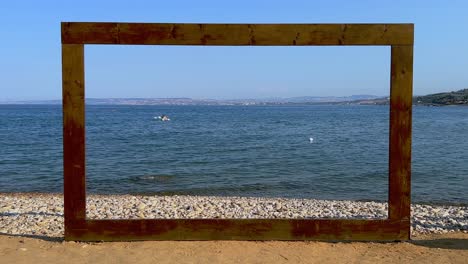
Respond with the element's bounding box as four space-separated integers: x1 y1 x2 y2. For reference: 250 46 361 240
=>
0 193 466 238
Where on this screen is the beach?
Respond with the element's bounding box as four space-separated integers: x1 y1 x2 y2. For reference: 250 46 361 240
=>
1 193 466 238
0 193 467 263
0 233 467 264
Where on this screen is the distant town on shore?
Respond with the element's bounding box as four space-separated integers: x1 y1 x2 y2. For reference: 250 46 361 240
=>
3 89 468 106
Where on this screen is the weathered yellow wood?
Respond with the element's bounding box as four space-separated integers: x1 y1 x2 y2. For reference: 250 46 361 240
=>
61 22 414 46
62 44 87 233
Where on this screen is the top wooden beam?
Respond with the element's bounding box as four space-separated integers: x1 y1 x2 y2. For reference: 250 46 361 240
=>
61 22 413 46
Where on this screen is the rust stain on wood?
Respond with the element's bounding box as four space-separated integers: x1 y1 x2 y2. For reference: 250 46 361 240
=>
61 22 414 242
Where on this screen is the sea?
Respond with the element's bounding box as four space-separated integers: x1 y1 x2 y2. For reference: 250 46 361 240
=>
0 104 467 205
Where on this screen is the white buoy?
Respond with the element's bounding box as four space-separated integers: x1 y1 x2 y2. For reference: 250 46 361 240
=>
309 137 314 143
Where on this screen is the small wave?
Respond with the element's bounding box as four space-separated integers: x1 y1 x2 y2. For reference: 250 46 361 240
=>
134 175 175 182
146 182 279 197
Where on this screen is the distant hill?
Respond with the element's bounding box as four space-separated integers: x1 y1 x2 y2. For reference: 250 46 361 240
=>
4 91 468 106
0 95 382 106
272 95 382 103
82 95 383 105
347 88 468 106
415 89 468 105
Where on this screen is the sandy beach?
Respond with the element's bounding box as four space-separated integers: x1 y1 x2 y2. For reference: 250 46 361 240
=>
1 193 467 263
1 233 467 264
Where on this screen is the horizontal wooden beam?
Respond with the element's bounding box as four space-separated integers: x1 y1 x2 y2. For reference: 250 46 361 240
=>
65 219 409 241
61 22 414 46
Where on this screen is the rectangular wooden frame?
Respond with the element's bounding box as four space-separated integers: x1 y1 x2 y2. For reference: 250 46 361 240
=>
62 22 413 241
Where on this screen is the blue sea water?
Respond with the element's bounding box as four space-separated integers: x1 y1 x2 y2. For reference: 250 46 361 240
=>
0 104 467 205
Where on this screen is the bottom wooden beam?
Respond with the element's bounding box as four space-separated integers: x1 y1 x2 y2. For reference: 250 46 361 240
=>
65 219 410 241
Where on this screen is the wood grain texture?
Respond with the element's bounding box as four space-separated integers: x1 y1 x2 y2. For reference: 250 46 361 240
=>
388 45 413 240
65 219 407 241
62 44 86 234
61 22 414 46
61 22 414 241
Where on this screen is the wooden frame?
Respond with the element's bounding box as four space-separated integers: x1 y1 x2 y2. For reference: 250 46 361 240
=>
62 22 413 241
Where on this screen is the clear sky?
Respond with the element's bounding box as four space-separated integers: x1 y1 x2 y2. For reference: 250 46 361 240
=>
1 0 467 100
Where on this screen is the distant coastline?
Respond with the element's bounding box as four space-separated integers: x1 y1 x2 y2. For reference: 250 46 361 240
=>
353 88 468 106
1 89 467 106
0 95 381 106
414 88 468 106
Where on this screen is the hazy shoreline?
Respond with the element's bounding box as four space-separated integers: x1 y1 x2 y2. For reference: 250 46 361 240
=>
1 192 467 207
2 87 468 106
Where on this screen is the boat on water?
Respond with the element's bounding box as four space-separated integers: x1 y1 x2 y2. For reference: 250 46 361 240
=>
154 115 170 121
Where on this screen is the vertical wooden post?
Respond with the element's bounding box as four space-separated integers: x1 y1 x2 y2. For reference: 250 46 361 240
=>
388 45 413 239
62 44 86 236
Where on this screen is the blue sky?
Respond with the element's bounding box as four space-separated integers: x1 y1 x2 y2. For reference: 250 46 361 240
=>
1 0 467 100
